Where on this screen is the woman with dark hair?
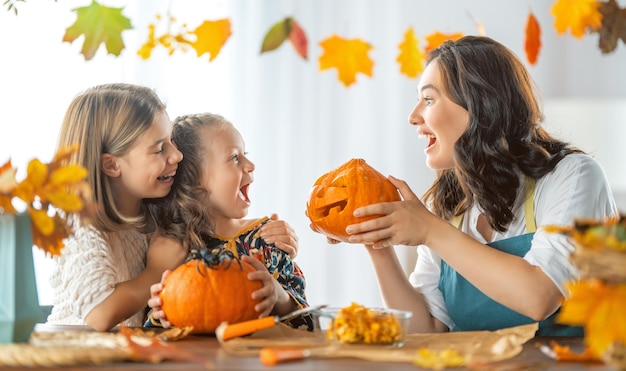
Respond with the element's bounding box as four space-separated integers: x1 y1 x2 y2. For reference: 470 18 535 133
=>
344 36 618 335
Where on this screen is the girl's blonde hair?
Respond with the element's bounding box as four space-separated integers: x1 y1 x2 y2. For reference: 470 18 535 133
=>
57 83 167 232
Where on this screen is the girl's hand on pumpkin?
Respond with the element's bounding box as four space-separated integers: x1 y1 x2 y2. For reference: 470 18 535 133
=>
147 270 172 328
346 176 429 248
260 213 299 259
242 255 292 318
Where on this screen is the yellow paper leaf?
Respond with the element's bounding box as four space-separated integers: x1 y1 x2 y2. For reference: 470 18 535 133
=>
396 28 425 78
318 34 373 87
551 0 603 39
191 18 232 61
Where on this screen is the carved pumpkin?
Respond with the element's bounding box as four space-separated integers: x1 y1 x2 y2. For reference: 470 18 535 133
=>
306 158 401 242
160 247 262 334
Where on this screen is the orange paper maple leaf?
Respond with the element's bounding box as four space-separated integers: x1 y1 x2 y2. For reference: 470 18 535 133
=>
192 18 232 61
424 31 464 55
525 11 542 65
551 0 603 39
397 28 425 78
318 35 373 87
63 0 132 61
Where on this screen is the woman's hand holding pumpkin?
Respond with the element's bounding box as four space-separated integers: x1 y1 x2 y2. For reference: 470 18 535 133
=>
241 255 294 318
260 213 299 259
147 270 172 328
346 176 433 248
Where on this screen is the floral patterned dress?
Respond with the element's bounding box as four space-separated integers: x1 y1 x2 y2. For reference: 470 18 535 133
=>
207 216 314 331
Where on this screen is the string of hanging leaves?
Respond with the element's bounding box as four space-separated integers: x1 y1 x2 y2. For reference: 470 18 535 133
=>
5 0 625 87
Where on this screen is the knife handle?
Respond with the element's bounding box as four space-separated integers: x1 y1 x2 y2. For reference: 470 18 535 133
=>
260 347 309 365
221 316 277 340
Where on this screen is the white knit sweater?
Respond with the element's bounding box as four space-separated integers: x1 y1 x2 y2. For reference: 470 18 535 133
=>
46 224 149 327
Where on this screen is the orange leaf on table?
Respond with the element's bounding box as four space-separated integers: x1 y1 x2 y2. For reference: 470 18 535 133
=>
550 342 600 362
396 27 425 78
192 18 232 61
318 34 374 87
551 0 603 39
424 31 463 55
63 0 133 60
597 0 626 54
524 10 542 65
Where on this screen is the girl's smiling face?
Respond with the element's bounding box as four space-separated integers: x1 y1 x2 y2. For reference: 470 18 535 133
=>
408 60 469 170
199 123 255 226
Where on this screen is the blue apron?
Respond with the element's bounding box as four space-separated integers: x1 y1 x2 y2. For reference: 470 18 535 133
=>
438 179 583 336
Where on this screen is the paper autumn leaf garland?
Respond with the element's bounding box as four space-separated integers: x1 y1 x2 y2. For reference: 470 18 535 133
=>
397 28 425 78
63 0 132 61
260 17 308 59
524 11 542 65
318 35 374 87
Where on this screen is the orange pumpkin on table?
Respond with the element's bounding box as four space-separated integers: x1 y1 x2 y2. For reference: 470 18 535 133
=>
160 246 262 334
306 158 401 242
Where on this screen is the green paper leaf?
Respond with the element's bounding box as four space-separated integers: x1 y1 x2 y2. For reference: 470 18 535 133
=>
63 0 132 60
260 18 291 53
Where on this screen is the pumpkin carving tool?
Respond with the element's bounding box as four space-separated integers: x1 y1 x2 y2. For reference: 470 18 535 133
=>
219 305 327 340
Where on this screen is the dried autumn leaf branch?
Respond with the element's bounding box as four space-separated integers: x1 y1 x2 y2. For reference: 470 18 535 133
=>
0 145 96 256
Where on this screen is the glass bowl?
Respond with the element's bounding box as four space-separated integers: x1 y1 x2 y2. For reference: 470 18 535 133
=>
315 305 412 347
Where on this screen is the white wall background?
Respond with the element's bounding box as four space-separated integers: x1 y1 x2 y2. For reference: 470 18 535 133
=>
1 0 625 309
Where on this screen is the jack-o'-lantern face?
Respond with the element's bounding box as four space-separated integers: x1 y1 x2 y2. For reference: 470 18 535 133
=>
306 158 400 242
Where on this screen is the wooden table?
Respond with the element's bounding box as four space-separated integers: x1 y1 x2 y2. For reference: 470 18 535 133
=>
1 325 612 370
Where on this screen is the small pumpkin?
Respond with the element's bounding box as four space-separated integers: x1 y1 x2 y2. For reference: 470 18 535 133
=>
306 158 401 242
160 246 262 334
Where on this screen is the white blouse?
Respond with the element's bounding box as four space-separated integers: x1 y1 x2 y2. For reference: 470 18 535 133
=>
47 225 149 327
409 153 619 330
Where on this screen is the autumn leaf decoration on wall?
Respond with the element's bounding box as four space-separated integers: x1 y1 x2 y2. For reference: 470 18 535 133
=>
260 17 308 59
137 14 232 61
63 1 132 61
318 35 374 87
525 10 542 65
6 0 626 85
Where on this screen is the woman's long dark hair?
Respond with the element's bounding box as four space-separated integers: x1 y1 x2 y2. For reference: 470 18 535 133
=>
155 113 228 252
422 36 581 231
